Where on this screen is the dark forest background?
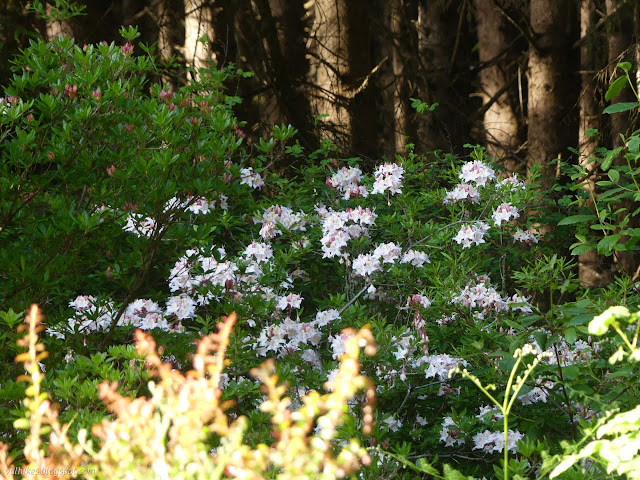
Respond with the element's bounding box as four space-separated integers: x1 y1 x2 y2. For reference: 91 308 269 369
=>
2 0 640 283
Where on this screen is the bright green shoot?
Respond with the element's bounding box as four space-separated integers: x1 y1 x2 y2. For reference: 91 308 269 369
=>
449 345 551 480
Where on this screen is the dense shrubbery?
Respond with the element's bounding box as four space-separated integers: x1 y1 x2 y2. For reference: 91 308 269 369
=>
2 26 640 480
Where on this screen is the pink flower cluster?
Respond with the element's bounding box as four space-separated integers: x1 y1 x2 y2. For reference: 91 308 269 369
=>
459 160 496 186
240 167 264 189
371 163 404 195
327 166 368 199
453 222 490 248
443 183 480 204
492 202 519 226
319 206 377 258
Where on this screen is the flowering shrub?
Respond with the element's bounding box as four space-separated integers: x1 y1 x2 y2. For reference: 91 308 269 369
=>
2 27 640 480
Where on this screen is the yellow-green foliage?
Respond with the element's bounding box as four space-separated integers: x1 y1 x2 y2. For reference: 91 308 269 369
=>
0 305 376 480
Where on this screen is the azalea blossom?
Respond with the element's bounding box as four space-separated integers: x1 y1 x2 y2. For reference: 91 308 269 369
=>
453 222 490 248
371 163 405 195
240 167 264 189
459 160 495 186
492 202 519 226
444 183 480 204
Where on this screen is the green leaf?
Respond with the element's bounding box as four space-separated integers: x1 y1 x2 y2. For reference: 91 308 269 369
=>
597 234 622 255
558 214 597 226
570 244 595 256
603 102 639 114
618 62 632 73
605 76 629 101
608 169 620 183
565 327 577 344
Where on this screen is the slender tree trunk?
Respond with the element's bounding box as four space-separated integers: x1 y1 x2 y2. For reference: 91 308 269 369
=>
154 0 184 66
415 1 450 152
526 0 575 189
606 0 637 276
346 0 377 159
184 0 216 80
474 0 520 172
390 0 409 155
308 0 350 144
579 0 612 286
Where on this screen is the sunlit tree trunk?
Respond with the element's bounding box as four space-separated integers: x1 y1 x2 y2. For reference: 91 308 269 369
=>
308 0 350 144
184 0 216 80
474 0 520 172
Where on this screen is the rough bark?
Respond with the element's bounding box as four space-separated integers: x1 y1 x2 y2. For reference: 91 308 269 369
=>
251 0 318 151
579 0 612 286
474 0 521 172
606 0 637 276
184 0 216 80
390 0 409 155
308 0 350 145
526 0 575 189
415 1 451 152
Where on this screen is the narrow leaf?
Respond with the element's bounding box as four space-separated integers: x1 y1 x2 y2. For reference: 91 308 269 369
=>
605 76 628 101
603 102 639 114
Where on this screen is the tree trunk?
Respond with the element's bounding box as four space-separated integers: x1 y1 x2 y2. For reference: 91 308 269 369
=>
578 0 612 286
250 0 318 151
390 0 409 155
415 1 450 152
526 0 575 189
308 0 350 145
606 0 637 276
474 0 521 172
184 0 216 80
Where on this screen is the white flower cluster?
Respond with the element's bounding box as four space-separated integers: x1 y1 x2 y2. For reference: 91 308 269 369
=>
424 354 468 380
255 317 322 355
459 160 496 186
476 405 503 423
532 336 598 367
472 429 524 453
327 166 368 199
260 205 307 238
453 222 490 248
371 163 404 195
513 228 538 244
443 183 480 204
319 206 377 258
492 202 519 226
123 213 157 238
401 249 431 266
48 294 187 339
168 247 239 305
240 167 264 189
164 195 227 215
451 280 533 314
499 175 526 190
518 379 554 405
352 243 431 277
383 416 403 432
439 417 466 447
